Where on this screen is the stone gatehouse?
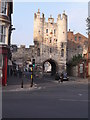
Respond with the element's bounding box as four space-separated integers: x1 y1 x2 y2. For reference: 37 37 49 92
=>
12 9 68 76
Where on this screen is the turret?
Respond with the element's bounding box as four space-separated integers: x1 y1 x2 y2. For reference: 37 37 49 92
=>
57 11 67 44
57 11 67 66
33 9 45 45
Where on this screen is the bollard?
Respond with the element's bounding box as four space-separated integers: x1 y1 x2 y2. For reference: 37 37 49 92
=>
30 67 33 87
30 74 33 87
21 79 23 88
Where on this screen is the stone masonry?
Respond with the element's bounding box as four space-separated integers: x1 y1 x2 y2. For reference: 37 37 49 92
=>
12 9 68 75
33 9 67 73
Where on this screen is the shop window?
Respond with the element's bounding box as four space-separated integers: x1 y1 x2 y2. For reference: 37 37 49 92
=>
0 54 3 68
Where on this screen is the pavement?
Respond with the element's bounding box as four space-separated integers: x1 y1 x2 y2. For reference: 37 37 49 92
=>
2 73 88 92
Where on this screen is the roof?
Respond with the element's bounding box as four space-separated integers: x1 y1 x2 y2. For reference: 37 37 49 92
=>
74 33 88 39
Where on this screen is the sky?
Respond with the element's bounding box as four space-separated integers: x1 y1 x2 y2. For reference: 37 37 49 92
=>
11 2 88 47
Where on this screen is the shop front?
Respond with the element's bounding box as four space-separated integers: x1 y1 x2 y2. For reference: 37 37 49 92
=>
0 45 8 86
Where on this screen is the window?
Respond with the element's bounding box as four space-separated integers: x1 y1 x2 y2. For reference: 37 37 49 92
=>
79 36 81 40
50 48 52 53
0 54 3 68
50 37 52 43
46 29 48 33
61 49 64 57
75 36 77 41
1 2 7 14
37 48 40 56
54 29 56 34
61 43 64 48
0 25 6 43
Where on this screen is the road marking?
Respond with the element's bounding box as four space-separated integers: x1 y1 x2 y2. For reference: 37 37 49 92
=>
78 93 83 96
59 98 88 102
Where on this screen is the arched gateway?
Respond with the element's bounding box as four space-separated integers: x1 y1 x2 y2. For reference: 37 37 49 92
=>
43 59 58 76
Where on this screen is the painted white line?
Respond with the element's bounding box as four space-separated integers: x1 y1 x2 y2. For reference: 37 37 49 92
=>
58 99 88 102
78 93 82 96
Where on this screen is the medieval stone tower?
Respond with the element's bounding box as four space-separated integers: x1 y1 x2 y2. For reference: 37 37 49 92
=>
33 9 67 75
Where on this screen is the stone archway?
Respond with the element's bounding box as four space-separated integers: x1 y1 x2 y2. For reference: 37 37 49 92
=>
43 59 58 76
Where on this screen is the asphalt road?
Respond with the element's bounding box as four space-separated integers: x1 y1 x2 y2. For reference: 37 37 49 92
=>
2 76 88 118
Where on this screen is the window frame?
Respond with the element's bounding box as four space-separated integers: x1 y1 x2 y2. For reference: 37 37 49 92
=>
61 49 64 57
37 48 40 56
0 25 6 43
46 29 48 33
1 1 7 14
75 36 77 41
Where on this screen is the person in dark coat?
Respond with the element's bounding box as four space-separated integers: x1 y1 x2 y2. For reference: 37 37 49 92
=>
19 68 22 78
61 72 64 82
10 68 13 76
55 72 60 81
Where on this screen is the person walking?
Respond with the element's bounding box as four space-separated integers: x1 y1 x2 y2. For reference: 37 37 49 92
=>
55 72 60 82
61 72 64 82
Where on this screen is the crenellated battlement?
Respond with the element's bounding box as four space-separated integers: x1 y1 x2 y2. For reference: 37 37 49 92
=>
34 9 67 24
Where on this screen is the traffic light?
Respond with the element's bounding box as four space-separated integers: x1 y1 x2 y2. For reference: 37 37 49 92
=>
32 59 35 67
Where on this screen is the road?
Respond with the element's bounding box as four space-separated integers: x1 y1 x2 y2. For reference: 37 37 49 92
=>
2 75 88 118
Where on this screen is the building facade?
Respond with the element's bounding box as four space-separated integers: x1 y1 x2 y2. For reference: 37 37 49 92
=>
33 9 67 74
67 29 88 62
67 29 88 77
0 1 13 85
12 9 68 76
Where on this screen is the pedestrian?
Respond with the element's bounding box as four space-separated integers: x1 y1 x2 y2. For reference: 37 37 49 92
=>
55 72 60 82
19 68 22 78
10 67 13 76
61 72 63 82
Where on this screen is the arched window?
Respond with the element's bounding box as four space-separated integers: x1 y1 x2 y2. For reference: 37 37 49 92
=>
37 48 40 56
50 37 52 43
61 49 64 57
61 42 64 48
50 48 52 53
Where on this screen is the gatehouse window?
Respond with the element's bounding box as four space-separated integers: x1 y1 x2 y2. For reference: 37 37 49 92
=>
61 42 64 48
37 48 40 56
50 48 52 53
50 37 52 43
61 49 64 57
46 29 48 33
54 29 56 34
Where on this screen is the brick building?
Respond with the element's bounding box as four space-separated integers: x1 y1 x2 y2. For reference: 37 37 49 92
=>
67 29 88 77
67 29 88 62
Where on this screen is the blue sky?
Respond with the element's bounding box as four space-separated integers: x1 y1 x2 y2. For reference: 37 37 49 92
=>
12 2 88 47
